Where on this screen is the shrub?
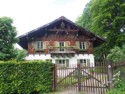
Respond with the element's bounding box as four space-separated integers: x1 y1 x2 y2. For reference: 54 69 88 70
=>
107 80 125 94
0 61 53 94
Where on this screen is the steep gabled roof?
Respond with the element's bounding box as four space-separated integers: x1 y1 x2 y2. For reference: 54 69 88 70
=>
18 16 105 49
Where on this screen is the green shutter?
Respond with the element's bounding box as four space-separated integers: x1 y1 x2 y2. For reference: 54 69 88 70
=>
87 59 90 67
34 41 38 51
65 41 68 47
66 59 69 67
75 41 79 49
55 41 58 47
55 59 59 64
77 59 80 64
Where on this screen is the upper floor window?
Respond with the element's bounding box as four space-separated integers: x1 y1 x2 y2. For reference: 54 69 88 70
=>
79 42 86 50
59 42 64 47
37 41 43 50
59 42 65 51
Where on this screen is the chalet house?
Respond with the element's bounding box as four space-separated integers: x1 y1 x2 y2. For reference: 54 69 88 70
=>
18 16 104 67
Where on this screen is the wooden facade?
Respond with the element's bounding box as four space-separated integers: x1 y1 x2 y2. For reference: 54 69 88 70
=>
18 16 104 50
28 40 93 55
18 16 104 61
25 18 96 55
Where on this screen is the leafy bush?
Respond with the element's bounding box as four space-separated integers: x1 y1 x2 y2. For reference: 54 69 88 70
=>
15 49 27 61
107 45 125 63
107 65 125 94
0 61 53 94
107 80 125 94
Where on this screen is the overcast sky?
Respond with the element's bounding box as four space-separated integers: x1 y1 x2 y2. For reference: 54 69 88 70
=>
0 0 90 48
0 0 90 36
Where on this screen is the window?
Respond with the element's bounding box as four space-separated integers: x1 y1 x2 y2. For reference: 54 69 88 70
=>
79 42 86 50
77 59 90 67
59 60 65 64
80 59 86 64
56 59 69 67
60 48 64 51
59 42 64 47
59 42 65 51
37 41 43 50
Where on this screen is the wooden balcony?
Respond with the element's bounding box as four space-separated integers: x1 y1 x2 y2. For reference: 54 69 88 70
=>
49 47 78 57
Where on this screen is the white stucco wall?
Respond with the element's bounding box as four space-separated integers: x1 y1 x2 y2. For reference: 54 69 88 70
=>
25 54 95 67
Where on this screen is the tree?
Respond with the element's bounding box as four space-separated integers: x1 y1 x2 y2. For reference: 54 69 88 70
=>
0 17 18 60
15 49 27 61
76 0 93 30
107 45 125 63
76 0 125 61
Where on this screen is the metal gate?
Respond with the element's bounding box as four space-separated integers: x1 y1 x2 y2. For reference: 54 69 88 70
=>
53 62 112 94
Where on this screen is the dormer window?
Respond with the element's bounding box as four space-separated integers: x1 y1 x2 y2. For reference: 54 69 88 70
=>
79 42 86 50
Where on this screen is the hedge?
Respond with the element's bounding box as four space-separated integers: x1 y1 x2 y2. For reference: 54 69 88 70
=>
0 61 53 94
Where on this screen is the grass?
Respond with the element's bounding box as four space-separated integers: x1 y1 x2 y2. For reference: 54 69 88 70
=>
48 91 85 94
58 76 78 85
58 76 88 86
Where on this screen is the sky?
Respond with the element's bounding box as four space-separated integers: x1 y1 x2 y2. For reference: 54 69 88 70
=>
0 0 90 35
0 0 90 48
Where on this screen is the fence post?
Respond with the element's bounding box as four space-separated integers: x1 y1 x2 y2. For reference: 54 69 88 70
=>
77 64 81 92
53 64 57 92
107 61 113 90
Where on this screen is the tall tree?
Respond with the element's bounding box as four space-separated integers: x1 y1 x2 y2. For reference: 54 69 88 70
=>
76 0 93 30
76 0 125 61
0 17 18 60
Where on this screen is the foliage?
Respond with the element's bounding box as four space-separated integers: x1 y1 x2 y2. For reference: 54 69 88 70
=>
76 0 125 61
0 61 53 94
58 77 78 86
107 45 125 63
0 17 18 60
15 49 27 61
76 0 93 30
107 62 125 94
107 79 125 94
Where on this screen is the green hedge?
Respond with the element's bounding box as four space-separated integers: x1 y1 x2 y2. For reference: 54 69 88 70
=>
0 61 53 94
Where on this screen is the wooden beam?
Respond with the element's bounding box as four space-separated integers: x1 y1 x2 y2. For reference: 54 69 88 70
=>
49 28 79 32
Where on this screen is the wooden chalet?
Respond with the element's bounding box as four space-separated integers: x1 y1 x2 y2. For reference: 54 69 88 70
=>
18 16 104 67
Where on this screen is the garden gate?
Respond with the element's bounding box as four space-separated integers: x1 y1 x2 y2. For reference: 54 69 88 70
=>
53 62 113 94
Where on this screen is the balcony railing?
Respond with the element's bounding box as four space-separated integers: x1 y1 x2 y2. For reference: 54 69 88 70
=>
49 47 77 54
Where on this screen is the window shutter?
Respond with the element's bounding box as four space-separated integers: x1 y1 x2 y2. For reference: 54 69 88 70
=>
87 59 90 67
65 41 68 47
56 59 59 64
77 59 80 64
75 41 79 49
66 59 69 67
34 41 38 51
85 41 89 50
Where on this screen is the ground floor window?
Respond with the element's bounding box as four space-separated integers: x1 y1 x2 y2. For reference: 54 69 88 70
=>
77 59 90 67
56 59 69 67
